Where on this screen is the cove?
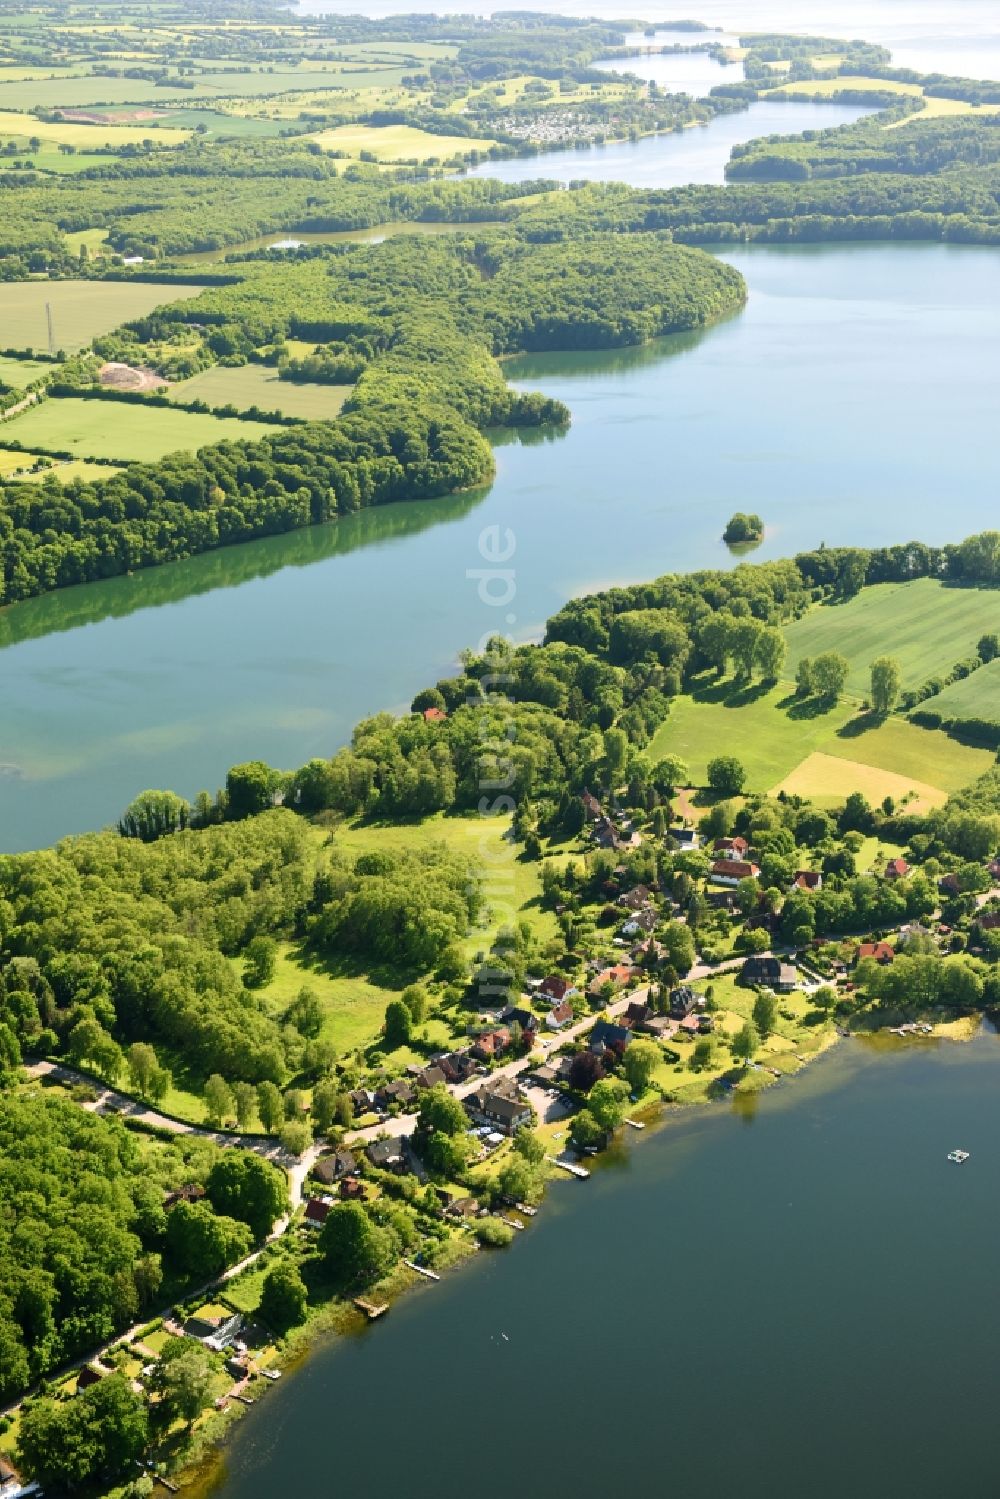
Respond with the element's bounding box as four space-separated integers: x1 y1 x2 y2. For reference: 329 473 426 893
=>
207 1031 1000 1499
1 241 999 853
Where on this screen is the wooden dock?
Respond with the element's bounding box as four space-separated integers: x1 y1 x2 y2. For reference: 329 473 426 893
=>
354 1297 389 1319
403 1258 441 1281
625 1118 645 1130
499 1215 525 1231
546 1155 590 1179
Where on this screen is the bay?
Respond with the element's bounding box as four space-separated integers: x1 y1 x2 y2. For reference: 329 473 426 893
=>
208 1032 1000 1499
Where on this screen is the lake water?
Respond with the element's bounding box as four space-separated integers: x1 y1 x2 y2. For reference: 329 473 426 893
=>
176 218 503 266
2 240 999 852
459 100 868 188
208 1031 1000 1499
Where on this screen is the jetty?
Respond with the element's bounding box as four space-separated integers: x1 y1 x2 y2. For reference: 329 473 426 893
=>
499 1215 525 1231
354 1297 389 1319
403 1258 441 1281
547 1155 590 1179
625 1118 645 1130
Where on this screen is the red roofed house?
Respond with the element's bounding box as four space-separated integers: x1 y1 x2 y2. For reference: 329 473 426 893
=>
303 1197 333 1228
422 706 447 723
885 857 910 880
539 974 578 1004
545 998 575 1029
855 942 895 965
714 836 749 861
793 870 823 892
710 859 761 887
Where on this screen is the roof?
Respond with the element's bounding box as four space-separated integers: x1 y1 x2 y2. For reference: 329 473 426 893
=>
794 870 822 889
711 860 760 881
857 941 895 962
304 1197 332 1225
590 1019 631 1051
314 1150 356 1184
422 706 447 722
885 857 910 877
714 836 748 853
539 975 572 1000
367 1137 405 1166
590 962 633 990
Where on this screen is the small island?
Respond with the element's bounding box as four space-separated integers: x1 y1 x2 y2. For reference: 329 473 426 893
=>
723 511 765 545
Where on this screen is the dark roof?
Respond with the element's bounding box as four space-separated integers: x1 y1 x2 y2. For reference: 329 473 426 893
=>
590 1020 631 1051
314 1150 356 1184
367 1137 405 1167
304 1197 332 1225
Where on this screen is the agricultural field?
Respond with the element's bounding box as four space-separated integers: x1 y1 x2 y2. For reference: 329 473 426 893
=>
0 280 204 353
769 74 999 121
168 364 352 421
0 106 190 146
647 678 991 807
783 579 1000 697
0 354 52 386
918 657 1000 725
309 123 498 161
1 395 279 461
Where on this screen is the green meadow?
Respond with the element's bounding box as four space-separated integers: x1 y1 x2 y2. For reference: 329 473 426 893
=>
920 657 1000 725
783 579 1000 697
2 395 278 461
0 280 204 352
168 364 351 420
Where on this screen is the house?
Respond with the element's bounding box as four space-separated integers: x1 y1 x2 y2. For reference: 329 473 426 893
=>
445 1195 481 1221
714 836 749 860
738 955 797 992
422 706 447 722
581 789 604 820
539 974 578 1004
464 1083 533 1135
376 1077 415 1110
303 1196 333 1229
621 909 658 937
793 870 823 892
589 1019 631 1056
186 1311 243 1350
710 859 761 887
976 910 1000 932
938 872 961 896
669 984 703 1019
411 1065 447 1091
669 827 701 850
885 857 910 880
437 1050 478 1084
366 1137 407 1173
341 1177 366 1200
546 998 575 1029
349 1088 377 1116
501 1004 539 1038
623 998 654 1029
619 884 653 911
164 1182 206 1210
472 1026 511 1061
76 1364 107 1391
988 856 1000 880
588 962 633 998
532 1055 574 1086
679 1014 702 1034
313 1149 356 1186
639 1013 679 1040
855 941 895 965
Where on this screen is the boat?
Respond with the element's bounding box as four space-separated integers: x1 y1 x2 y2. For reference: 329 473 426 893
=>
947 1149 970 1163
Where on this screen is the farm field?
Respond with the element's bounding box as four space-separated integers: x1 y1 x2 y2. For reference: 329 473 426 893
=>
648 678 991 805
783 579 1000 697
168 364 352 420
0 107 190 146
0 355 52 386
309 122 498 161
769 74 998 121
918 657 1000 724
0 280 204 352
1 396 279 461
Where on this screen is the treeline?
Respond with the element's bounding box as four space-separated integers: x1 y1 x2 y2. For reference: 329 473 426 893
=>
727 113 1000 182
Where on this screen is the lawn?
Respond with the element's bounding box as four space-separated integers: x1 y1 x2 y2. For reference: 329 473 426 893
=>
783 580 1000 698
0 106 190 146
647 676 990 805
0 280 204 353
168 364 351 421
241 941 409 1058
2 395 278 460
919 657 1000 725
309 123 497 161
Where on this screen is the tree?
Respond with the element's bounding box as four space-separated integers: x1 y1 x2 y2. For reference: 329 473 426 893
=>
723 512 763 544
257 1080 284 1133
811 651 849 702
286 987 323 1038
417 1084 468 1138
226 760 276 819
118 789 189 842
206 1152 287 1240
513 1126 545 1164
383 999 412 1049
795 657 814 697
232 1081 258 1130
18 1373 148 1490
127 1041 159 1097
280 1121 312 1157
755 628 786 682
497 1156 543 1206
243 935 277 988
707 755 746 797
978 633 999 662
623 1038 659 1094
752 990 778 1038
587 1077 629 1133
729 618 764 680
661 920 696 975
568 1050 604 1092
319 1202 398 1288
732 1019 760 1064
203 1073 233 1128
259 1259 308 1331
569 1108 605 1150
166 1201 252 1278
152 1337 214 1427
311 1078 340 1134
870 656 902 716
401 984 428 1025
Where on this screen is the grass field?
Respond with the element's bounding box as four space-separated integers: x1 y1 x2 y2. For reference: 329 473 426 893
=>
648 677 991 806
919 657 1000 724
0 280 204 352
2 396 278 461
168 364 351 420
0 355 52 387
310 122 497 161
0 106 190 146
783 580 1000 698
770 74 999 121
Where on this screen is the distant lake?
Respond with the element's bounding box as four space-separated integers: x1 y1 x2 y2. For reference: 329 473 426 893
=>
2 242 998 851
207 1030 1000 1499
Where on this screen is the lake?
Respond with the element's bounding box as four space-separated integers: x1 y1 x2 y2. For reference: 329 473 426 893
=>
207 1031 1000 1499
2 240 999 852
459 100 868 188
